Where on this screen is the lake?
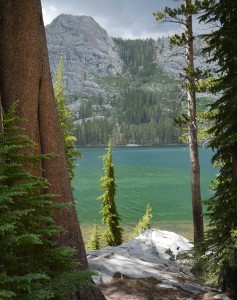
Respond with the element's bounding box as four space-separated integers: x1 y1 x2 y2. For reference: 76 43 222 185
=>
73 146 216 240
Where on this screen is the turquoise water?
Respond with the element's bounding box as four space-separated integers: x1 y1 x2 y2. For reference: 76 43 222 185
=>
73 146 216 226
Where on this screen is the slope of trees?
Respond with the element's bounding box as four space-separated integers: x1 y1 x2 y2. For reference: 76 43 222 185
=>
74 38 184 146
118 89 160 124
74 86 182 146
75 118 114 146
113 38 157 78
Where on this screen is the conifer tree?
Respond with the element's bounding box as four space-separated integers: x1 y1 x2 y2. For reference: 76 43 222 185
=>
154 0 204 244
131 203 152 238
87 225 101 250
0 103 92 300
198 0 237 296
54 57 81 181
0 2 106 299
98 139 123 246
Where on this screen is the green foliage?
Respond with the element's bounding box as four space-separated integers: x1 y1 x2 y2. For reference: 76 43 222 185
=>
98 139 123 246
195 76 216 93
75 118 114 146
116 86 182 145
87 225 101 250
173 113 190 128
79 101 93 119
0 103 92 299
118 89 161 125
179 110 217 146
131 203 152 238
154 0 201 23
113 38 157 78
197 0 237 295
54 57 81 181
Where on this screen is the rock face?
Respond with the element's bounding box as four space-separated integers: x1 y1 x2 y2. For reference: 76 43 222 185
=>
46 14 123 96
88 229 194 285
128 229 193 263
46 14 213 99
87 229 231 299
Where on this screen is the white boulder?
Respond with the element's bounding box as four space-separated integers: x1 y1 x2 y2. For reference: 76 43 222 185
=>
87 229 196 287
87 230 231 298
128 229 193 263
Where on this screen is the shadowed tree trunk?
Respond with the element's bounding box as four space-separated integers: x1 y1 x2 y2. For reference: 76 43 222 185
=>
185 0 204 244
0 1 106 299
154 0 204 244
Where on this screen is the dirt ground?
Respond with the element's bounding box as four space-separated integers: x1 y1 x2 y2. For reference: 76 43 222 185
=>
99 277 231 300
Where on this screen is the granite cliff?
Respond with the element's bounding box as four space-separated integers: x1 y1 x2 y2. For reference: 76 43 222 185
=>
46 14 123 97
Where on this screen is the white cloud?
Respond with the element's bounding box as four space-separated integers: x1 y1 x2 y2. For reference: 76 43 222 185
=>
42 4 59 25
41 0 184 39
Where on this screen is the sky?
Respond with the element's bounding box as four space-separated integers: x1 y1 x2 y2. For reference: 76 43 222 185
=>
41 0 180 39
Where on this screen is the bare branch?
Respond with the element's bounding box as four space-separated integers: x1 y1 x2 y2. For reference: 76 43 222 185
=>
158 15 186 26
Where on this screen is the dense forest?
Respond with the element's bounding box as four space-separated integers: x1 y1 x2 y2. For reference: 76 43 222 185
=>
73 38 186 146
113 38 157 77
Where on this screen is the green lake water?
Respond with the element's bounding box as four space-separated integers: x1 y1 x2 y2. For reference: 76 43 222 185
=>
73 146 216 238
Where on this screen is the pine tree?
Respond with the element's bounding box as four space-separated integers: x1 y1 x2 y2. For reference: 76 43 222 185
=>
0 103 92 299
131 203 152 238
98 139 123 246
54 57 81 181
198 0 237 296
154 0 204 244
87 225 101 250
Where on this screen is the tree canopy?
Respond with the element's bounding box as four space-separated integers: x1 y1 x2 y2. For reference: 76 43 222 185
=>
198 0 237 296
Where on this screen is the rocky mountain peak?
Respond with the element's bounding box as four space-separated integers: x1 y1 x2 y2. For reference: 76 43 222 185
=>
47 14 107 42
46 14 123 96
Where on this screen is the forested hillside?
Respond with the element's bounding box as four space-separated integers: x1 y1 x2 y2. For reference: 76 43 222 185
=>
73 37 186 146
46 15 209 146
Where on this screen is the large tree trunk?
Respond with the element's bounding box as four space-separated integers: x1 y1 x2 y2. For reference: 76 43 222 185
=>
232 154 237 182
185 0 204 244
0 1 106 299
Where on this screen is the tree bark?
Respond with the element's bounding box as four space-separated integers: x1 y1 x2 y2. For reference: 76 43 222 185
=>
0 1 106 299
185 0 204 244
232 153 237 181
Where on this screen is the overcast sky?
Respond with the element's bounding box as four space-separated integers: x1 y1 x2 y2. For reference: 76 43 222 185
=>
41 0 181 39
